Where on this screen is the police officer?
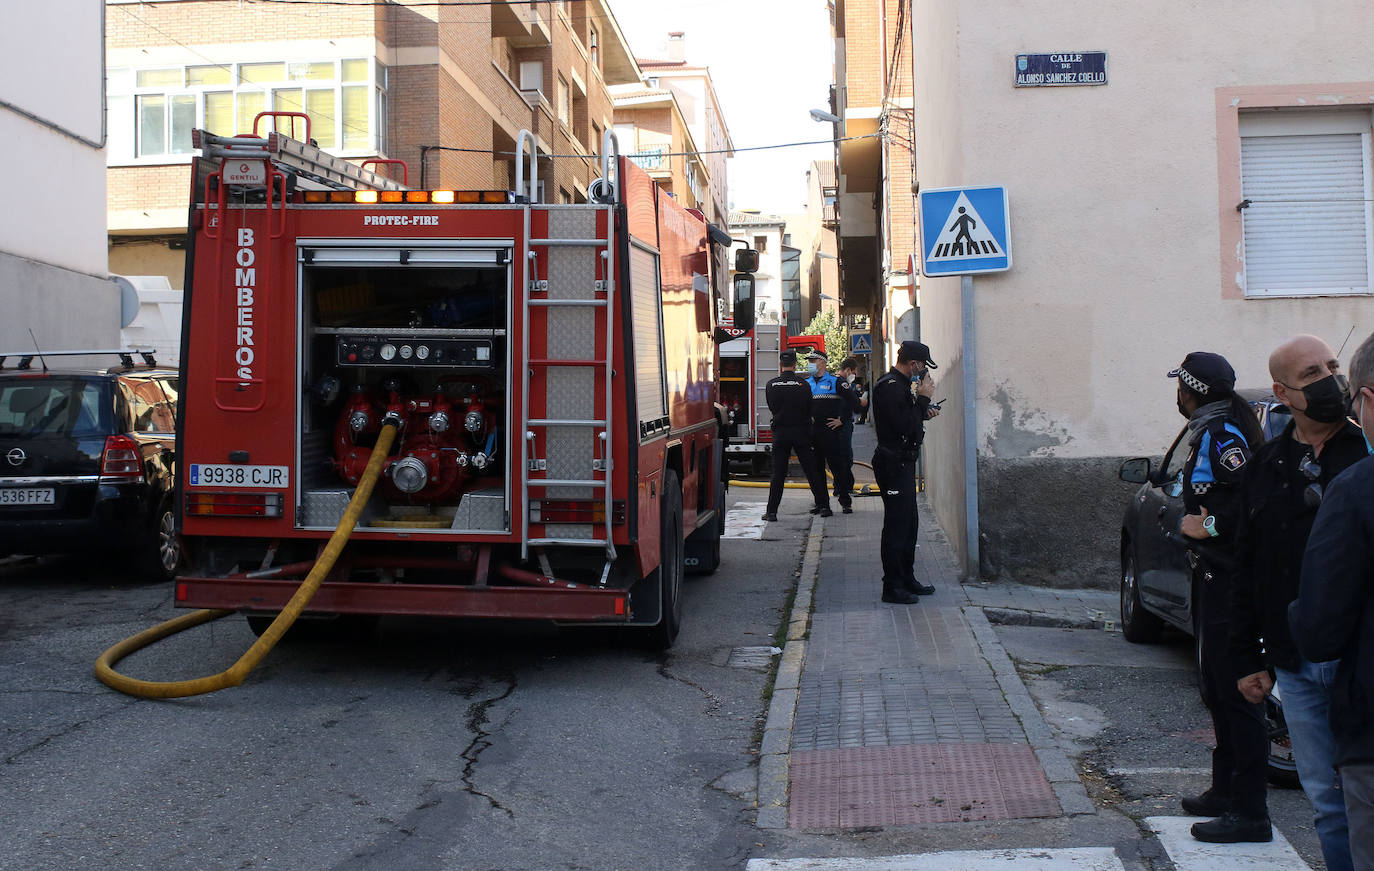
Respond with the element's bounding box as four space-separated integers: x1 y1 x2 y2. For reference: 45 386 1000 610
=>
1168 351 1272 844
805 350 859 514
871 341 941 604
762 349 831 522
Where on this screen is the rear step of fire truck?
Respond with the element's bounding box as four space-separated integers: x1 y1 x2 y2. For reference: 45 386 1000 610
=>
514 131 618 581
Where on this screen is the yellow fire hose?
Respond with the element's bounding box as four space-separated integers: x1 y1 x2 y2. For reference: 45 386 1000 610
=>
94 423 398 699
730 460 881 494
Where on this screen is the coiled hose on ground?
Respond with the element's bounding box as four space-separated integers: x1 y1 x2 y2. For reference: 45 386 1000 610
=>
94 423 399 699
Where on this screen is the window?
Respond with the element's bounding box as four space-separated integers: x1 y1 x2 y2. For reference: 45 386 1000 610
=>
519 61 543 93
110 58 385 162
1239 109 1374 297
556 75 570 125
754 235 769 253
589 25 600 70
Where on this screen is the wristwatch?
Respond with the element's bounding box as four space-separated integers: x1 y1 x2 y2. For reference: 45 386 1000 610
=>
1202 515 1219 537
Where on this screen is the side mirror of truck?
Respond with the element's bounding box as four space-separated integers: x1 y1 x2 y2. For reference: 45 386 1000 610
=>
732 273 755 332
734 248 759 273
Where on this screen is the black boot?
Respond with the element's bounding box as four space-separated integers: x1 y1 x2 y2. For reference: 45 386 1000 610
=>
817 507 833 517
881 586 920 604
906 579 935 596
1181 789 1230 817
1190 812 1272 844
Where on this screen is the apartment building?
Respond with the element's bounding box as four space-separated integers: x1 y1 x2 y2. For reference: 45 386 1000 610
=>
633 33 734 229
729 211 792 330
909 1 1374 586
826 0 916 376
2 2 117 352
105 0 640 288
609 83 706 214
797 160 840 327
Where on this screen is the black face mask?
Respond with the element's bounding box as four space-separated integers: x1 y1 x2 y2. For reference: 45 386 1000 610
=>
1288 373 1352 423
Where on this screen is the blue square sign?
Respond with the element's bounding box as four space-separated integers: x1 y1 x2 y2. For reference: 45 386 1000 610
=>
918 185 1011 277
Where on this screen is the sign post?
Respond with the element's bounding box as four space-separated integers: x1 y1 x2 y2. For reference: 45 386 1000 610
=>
918 185 1012 578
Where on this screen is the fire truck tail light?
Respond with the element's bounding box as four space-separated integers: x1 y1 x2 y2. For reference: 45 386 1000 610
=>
354 191 379 204
529 500 626 525
304 191 328 203
328 191 353 203
481 191 512 204
756 429 773 443
380 191 404 203
100 435 143 481
186 491 284 518
430 190 456 204
404 191 429 204
300 190 512 205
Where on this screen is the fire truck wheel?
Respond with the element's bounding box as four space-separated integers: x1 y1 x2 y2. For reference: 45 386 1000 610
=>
646 470 684 649
684 479 724 576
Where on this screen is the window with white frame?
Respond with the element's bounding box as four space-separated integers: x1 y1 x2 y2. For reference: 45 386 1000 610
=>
1239 108 1374 297
107 58 386 163
556 75 570 126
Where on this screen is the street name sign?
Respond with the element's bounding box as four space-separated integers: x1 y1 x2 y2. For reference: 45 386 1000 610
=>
1015 52 1107 87
918 186 1012 277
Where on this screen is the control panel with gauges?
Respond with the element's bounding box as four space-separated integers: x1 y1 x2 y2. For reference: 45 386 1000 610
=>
334 335 494 368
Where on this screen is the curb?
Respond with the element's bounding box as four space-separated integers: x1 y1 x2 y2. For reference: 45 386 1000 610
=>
963 606 1097 816
755 514 823 830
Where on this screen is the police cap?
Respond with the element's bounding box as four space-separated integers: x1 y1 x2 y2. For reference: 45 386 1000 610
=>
779 349 797 365
897 341 938 369
805 349 827 361
1168 351 1235 396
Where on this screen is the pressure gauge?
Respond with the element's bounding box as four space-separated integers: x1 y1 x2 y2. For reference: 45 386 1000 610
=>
416 345 431 360
399 345 414 360
379 343 397 361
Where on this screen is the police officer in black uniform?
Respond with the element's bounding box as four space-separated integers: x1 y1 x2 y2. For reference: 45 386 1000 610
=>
805 350 859 514
762 350 831 522
871 341 941 604
1168 351 1273 844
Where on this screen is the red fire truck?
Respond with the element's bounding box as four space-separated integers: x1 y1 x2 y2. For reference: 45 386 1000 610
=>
719 325 826 476
173 114 745 647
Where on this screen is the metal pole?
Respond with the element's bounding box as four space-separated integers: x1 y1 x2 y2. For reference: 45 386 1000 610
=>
961 274 979 579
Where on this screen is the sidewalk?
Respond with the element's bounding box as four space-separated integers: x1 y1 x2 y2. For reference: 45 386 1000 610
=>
756 422 1107 830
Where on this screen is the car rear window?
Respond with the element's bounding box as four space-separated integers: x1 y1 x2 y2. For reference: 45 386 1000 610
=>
0 379 111 438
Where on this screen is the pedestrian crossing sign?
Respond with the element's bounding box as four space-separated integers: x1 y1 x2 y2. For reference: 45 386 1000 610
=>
918 185 1012 276
850 332 872 355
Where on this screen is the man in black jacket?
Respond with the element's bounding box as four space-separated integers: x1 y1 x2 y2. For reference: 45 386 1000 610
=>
1231 334 1364 871
1291 331 1374 871
1168 351 1272 844
762 350 831 522
870 341 940 604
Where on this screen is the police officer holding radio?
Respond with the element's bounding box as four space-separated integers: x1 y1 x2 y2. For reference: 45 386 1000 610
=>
871 341 941 604
806 349 859 514
1168 351 1272 844
762 349 831 522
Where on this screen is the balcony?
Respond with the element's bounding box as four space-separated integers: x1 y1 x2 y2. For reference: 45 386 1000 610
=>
491 1 550 47
628 147 667 173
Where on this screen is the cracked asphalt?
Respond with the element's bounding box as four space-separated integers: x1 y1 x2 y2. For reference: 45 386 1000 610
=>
0 489 809 871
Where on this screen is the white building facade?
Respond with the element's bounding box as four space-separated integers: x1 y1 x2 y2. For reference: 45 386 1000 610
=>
0 0 117 352
911 1 1374 586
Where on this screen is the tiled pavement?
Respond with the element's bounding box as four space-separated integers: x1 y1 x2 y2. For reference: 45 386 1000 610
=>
757 422 1101 830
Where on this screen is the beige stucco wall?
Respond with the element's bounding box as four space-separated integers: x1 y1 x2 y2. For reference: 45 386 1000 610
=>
914 0 1374 579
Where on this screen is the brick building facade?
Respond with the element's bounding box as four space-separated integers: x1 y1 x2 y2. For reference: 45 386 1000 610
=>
105 0 640 287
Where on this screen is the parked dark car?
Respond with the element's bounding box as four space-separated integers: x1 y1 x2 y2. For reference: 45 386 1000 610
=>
1117 389 1298 787
0 351 180 581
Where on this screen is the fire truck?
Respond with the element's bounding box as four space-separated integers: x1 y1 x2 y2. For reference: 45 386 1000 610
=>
719 323 826 477
173 114 746 647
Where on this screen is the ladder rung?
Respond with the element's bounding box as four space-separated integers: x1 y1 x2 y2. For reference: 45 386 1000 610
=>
528 418 606 427
527 538 611 547
531 238 609 247
529 299 609 307
529 358 605 367
529 479 607 488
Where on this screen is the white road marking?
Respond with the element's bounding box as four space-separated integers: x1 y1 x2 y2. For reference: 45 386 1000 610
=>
1146 815 1313 870
1108 767 1211 776
725 502 767 539
746 847 1125 871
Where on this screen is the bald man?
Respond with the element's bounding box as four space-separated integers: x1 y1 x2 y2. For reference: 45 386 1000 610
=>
1229 334 1366 870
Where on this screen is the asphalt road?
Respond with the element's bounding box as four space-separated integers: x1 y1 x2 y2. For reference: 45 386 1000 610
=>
0 488 811 871
997 621 1327 870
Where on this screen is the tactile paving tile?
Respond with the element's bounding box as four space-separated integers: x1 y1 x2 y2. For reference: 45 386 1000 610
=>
789 743 1061 829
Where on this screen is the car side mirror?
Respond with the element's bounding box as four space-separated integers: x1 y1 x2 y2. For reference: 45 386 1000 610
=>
1119 457 1151 484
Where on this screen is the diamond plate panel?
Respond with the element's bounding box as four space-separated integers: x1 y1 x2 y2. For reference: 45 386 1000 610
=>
546 209 598 301
546 366 597 420
547 305 596 361
545 424 595 484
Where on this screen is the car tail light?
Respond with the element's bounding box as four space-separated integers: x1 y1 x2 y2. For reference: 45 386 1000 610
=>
529 499 626 525
185 491 284 518
100 435 143 481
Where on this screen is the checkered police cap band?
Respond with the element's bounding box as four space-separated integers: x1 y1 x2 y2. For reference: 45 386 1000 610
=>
1172 367 1209 395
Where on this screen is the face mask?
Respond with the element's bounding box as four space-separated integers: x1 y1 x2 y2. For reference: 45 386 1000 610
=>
1287 373 1351 423
845 374 856 384
807 362 820 376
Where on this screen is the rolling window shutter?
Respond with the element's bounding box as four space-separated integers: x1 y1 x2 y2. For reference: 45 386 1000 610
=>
1240 131 1372 296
